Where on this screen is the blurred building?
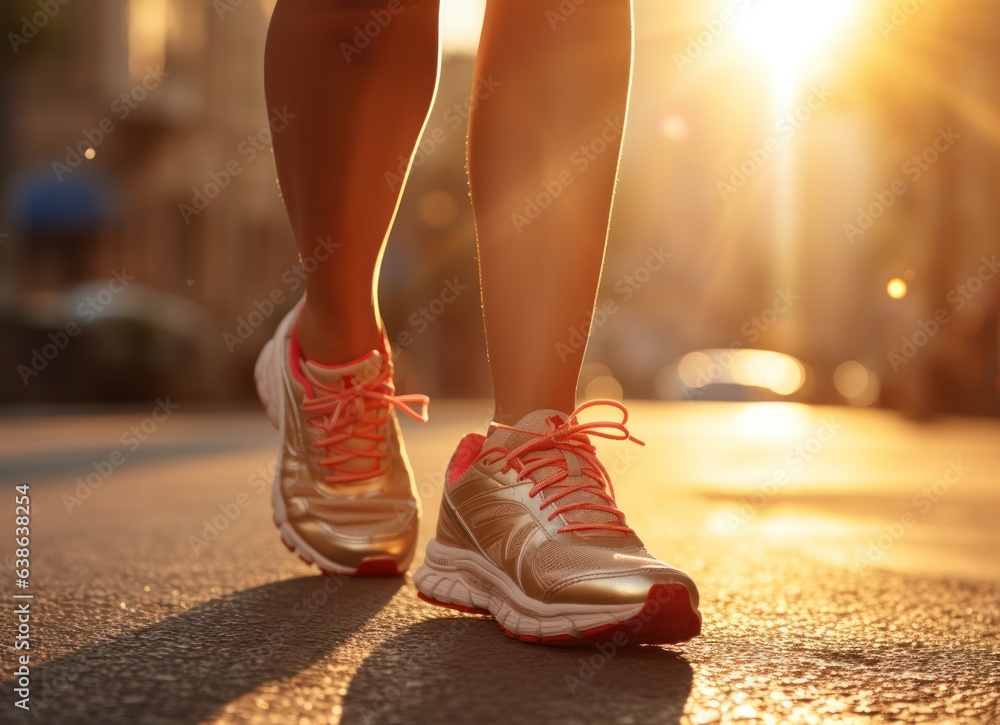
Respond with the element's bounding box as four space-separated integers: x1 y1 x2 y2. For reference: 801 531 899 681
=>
591 0 1000 416
1 0 288 402
0 0 489 404
0 0 997 416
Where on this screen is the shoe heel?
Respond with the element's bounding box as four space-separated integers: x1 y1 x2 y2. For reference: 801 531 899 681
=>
414 539 492 613
254 339 282 430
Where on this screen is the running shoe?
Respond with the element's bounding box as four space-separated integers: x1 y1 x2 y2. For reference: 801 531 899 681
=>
255 299 428 576
415 401 701 644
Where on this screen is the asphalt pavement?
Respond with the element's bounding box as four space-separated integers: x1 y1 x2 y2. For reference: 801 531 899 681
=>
0 400 998 724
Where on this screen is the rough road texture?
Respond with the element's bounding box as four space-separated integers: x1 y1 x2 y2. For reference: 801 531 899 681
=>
1 401 997 724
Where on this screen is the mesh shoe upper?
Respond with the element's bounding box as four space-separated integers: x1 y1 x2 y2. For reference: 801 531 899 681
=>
435 401 698 607
480 406 638 539
297 347 425 484
259 300 428 571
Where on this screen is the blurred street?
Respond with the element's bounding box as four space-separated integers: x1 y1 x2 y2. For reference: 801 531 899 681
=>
2 1 999 723
0 401 998 724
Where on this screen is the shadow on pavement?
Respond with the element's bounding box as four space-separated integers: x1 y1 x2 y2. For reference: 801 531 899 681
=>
5 576 401 724
342 615 694 724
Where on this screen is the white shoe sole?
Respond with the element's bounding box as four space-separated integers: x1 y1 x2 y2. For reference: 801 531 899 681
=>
414 538 701 645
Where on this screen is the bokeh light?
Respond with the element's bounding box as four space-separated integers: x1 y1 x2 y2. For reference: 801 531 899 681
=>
659 114 689 141
732 402 811 439
834 361 881 407
418 190 458 228
887 278 908 299
583 374 624 402
678 349 806 397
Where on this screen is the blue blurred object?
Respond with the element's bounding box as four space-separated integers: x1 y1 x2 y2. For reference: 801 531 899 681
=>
7 169 119 235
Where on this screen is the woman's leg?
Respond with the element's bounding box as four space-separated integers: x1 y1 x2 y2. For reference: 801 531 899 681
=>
469 0 634 423
258 0 439 576
264 0 441 364
417 4 700 645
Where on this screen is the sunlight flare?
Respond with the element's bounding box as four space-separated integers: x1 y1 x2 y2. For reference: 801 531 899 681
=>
736 0 860 103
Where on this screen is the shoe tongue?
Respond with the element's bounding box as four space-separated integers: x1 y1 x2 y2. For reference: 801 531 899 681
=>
302 350 384 393
300 350 387 481
482 409 568 450
485 408 626 540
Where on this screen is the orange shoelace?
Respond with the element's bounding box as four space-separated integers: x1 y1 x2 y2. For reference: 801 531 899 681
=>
301 362 428 484
488 400 644 535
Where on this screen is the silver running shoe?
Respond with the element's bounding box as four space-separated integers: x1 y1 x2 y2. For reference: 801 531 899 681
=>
415 401 701 644
255 300 428 576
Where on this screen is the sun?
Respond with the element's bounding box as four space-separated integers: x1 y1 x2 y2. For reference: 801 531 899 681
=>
736 0 860 104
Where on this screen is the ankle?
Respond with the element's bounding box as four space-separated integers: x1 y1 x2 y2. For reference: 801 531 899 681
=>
295 303 382 366
490 401 575 429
